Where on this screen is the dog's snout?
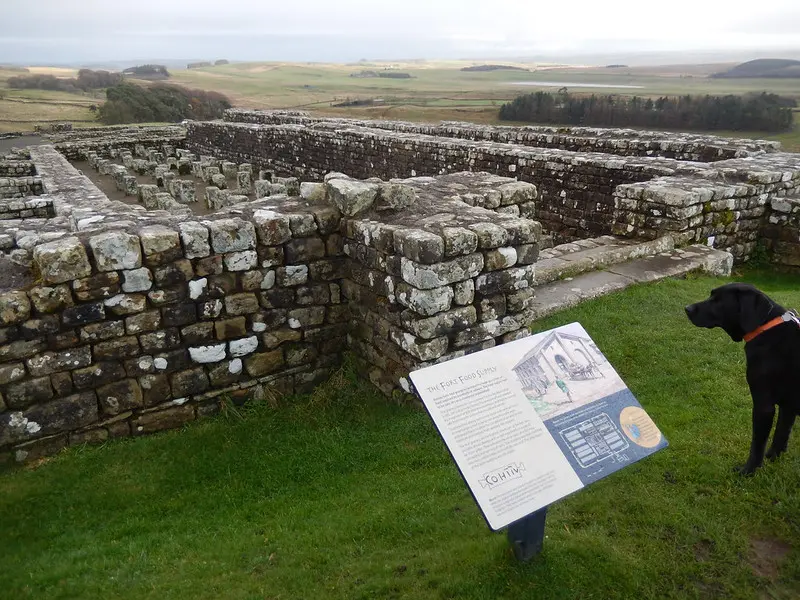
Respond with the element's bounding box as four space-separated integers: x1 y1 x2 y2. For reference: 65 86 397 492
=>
685 304 696 317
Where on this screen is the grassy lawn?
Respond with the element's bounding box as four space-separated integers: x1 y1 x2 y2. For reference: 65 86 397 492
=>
2 268 799 599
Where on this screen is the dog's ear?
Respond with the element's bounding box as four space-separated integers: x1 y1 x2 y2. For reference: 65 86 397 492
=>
737 288 775 335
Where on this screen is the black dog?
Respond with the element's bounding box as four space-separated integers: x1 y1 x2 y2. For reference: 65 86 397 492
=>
685 283 800 475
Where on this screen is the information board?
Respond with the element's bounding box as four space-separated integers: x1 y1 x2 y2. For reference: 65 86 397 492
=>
409 322 668 531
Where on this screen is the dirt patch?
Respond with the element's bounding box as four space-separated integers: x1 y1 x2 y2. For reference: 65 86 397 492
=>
748 537 792 579
0 135 44 153
693 539 715 563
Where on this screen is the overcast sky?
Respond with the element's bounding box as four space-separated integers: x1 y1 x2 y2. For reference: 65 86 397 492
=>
1 0 799 65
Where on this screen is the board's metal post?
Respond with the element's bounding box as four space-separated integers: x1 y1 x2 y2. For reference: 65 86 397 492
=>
506 507 548 561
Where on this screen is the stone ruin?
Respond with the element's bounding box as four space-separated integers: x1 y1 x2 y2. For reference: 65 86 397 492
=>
0 111 798 464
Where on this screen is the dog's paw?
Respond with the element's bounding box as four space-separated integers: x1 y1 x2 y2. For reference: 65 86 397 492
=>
766 447 784 461
733 463 759 476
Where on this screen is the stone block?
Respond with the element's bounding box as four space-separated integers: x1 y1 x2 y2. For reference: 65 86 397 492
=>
162 304 197 327
214 316 247 339
395 282 453 316
394 229 445 264
468 223 508 249
401 306 477 340
224 293 259 316
483 247 518 271
243 349 284 377
125 310 162 334
389 330 448 361
139 373 172 406
98 379 143 416
0 291 30 326
26 346 91 377
132 405 194 435
400 254 484 289
236 171 251 193
170 368 209 397
0 363 26 386
287 306 325 329
5 376 54 409
375 183 416 211
300 182 325 202
139 225 182 265
196 256 223 277
261 328 302 350
154 259 194 287
179 222 211 259
0 339 46 362
89 231 142 272
29 285 73 314
516 244 539 265
211 173 227 189
441 227 478 257
326 179 379 216
475 265 536 295
274 176 299 195
181 322 214 345
62 302 105 327
72 272 121 302
33 237 92 284
94 336 140 360
224 251 258 272
50 372 73 397
206 218 256 253
253 209 292 246
0 392 97 447
139 329 182 353
189 343 227 364
285 237 326 264
229 336 259 357
276 265 309 286
72 361 126 389
104 294 147 316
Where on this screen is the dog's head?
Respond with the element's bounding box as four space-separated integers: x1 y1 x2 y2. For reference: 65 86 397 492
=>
685 283 783 342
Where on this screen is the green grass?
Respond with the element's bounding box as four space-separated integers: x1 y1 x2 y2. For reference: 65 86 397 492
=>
2 269 800 599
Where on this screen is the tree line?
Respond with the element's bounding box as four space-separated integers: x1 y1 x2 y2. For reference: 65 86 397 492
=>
98 83 232 124
7 69 122 93
498 91 797 132
121 65 170 79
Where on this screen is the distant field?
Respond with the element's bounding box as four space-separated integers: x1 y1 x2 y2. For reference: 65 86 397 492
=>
1 59 798 149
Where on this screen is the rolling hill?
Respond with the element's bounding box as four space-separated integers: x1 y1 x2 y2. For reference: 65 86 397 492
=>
711 58 800 78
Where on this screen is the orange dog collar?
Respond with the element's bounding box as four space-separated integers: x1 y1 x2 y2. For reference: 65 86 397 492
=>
744 311 800 343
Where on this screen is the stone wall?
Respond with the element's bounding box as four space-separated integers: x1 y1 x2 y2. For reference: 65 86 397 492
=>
0 139 547 463
613 153 800 259
54 126 186 161
0 176 43 200
756 193 800 267
0 198 54 221
0 160 36 177
187 120 693 240
223 109 779 161
187 113 800 262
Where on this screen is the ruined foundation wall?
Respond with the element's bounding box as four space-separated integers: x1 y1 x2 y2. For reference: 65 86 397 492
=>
54 126 186 161
187 116 800 262
223 109 779 162
0 139 548 463
187 121 699 240
613 153 800 260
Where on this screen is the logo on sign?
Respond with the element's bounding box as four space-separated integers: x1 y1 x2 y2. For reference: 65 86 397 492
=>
479 462 526 489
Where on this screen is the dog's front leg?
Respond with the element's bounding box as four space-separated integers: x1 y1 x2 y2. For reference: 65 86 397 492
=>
766 405 796 461
735 405 775 476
